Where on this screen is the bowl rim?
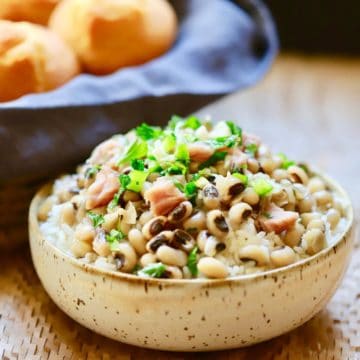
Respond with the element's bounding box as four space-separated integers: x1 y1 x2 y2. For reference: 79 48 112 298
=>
29 170 354 287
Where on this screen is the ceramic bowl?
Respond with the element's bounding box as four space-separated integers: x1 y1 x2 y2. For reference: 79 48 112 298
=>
29 173 354 352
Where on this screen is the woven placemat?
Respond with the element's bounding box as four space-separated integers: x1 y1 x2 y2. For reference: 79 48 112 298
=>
0 226 359 359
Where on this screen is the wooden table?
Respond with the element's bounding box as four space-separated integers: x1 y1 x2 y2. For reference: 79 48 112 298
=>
1 55 359 359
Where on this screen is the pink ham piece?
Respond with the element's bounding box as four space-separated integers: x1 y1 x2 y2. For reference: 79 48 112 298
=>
145 178 186 216
259 203 299 234
88 139 119 165
188 142 214 163
242 132 261 148
86 166 119 210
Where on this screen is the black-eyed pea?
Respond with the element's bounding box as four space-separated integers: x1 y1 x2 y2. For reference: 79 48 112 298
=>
165 266 183 279
326 209 341 230
307 177 326 193
271 189 289 207
247 158 260 173
102 212 119 232
146 231 173 253
240 187 260 206
156 245 187 267
238 245 270 266
229 202 252 228
128 228 147 255
271 169 290 182
202 184 220 210
38 196 56 221
270 246 296 267
93 231 111 257
60 202 75 225
307 219 325 231
70 239 93 258
301 212 322 227
119 221 131 235
260 157 278 174
173 229 195 252
142 216 168 239
287 165 309 185
168 201 193 222
198 257 228 279
113 242 138 272
302 229 326 255
74 223 95 244
297 196 315 213
122 190 141 203
283 222 305 247
139 211 153 226
332 199 345 216
197 230 209 252
140 253 157 267
313 190 333 207
206 210 229 238
204 235 224 257
183 211 206 233
182 266 192 279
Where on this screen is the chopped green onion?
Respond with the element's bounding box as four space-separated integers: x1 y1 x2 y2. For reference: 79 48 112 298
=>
226 121 242 138
118 139 148 165
173 181 185 192
175 143 190 164
252 178 273 196
84 164 101 179
207 135 239 149
119 174 131 189
138 262 166 278
232 173 248 185
184 182 197 199
126 170 148 192
87 212 104 228
199 151 227 170
187 247 198 276
108 192 121 210
135 123 162 140
245 143 258 157
106 229 125 245
278 153 295 170
168 115 183 130
184 115 201 130
163 162 187 175
131 159 145 171
163 133 176 153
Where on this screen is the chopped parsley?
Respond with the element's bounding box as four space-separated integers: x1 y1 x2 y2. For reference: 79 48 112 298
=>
131 159 145 171
207 135 238 149
162 161 187 175
245 143 258 157
163 133 176 153
126 170 149 192
175 143 190 164
278 153 295 169
118 139 148 165
184 115 201 130
135 123 162 140
84 164 101 179
106 229 125 249
232 173 248 185
187 247 198 276
252 178 273 196
226 121 242 138
138 262 166 278
199 151 227 170
87 212 104 228
184 182 197 199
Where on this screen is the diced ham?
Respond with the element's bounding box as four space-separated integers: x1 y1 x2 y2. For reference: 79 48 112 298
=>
259 203 299 234
242 132 261 148
188 142 214 163
86 166 119 210
93 230 111 257
145 179 186 216
88 139 119 165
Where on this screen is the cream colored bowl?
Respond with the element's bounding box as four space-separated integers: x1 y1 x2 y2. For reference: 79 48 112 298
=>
29 173 354 352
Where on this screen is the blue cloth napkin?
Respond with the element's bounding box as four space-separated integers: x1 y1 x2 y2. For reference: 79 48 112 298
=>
0 0 277 182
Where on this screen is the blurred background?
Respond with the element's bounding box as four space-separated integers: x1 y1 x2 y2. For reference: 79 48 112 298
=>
265 0 360 54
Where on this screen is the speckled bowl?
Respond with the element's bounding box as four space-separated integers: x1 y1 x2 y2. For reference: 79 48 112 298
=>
29 173 354 352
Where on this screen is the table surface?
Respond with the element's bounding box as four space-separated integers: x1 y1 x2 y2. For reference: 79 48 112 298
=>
1 55 359 359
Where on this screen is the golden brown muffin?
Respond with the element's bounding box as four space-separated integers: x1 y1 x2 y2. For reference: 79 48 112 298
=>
0 20 80 102
0 0 61 25
49 0 178 75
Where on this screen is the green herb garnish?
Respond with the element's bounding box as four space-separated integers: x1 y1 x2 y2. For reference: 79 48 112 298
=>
175 143 190 164
126 170 148 192
163 162 187 175
199 151 227 170
118 139 148 165
163 133 176 153
84 164 101 179
106 229 125 244
184 115 201 130
232 173 248 185
131 159 145 171
226 121 242 138
138 263 166 278
184 182 197 199
135 123 162 140
187 247 198 276
87 212 105 228
108 174 130 210
168 115 183 130
207 136 238 149
252 178 273 197
278 153 295 170
245 143 258 157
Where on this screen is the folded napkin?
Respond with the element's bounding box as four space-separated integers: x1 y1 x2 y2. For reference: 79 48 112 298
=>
0 0 277 183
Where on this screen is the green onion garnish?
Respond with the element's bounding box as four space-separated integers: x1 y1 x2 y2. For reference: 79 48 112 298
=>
87 212 104 228
135 123 162 140
199 151 227 170
175 143 190 164
163 133 176 153
278 153 295 169
226 121 242 138
118 139 148 165
232 173 248 185
126 170 148 192
106 229 125 246
184 115 201 130
187 247 198 276
131 159 145 171
138 263 166 278
245 143 258 157
252 178 273 196
184 182 197 199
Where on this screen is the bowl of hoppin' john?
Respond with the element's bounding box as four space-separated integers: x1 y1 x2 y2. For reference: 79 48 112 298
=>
30 115 354 351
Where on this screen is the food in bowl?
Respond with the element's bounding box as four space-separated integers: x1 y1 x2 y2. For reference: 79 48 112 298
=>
39 116 348 280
